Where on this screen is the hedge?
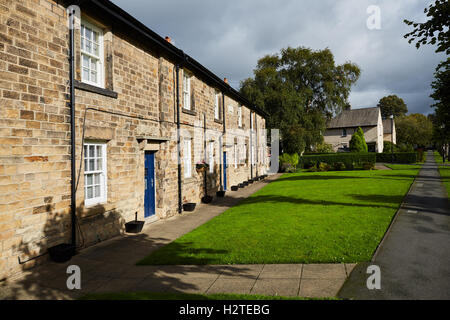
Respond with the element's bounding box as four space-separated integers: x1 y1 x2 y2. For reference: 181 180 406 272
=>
375 152 417 164
300 153 376 168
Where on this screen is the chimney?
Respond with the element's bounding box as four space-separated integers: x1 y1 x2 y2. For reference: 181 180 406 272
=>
224 78 228 84
165 36 171 43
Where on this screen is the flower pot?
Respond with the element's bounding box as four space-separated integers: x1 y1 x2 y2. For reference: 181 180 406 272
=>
48 243 76 263
125 220 145 233
247 179 254 184
231 185 239 191
183 202 196 211
252 177 259 182
216 190 226 197
201 195 213 204
238 183 245 188
243 181 249 186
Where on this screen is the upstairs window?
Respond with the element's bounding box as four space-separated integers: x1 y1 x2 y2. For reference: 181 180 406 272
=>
84 142 107 206
81 20 104 87
183 72 191 110
214 91 220 120
238 105 242 127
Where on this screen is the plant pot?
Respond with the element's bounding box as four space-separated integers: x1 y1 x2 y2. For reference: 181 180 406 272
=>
243 181 249 186
216 190 226 197
247 179 254 184
252 178 259 182
201 195 213 204
238 183 245 188
48 243 76 263
183 202 196 211
125 220 145 233
231 185 239 191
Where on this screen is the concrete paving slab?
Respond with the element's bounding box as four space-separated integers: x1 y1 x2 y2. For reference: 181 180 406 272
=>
258 264 302 279
302 264 347 279
251 278 300 297
299 278 346 298
216 264 264 279
206 277 256 295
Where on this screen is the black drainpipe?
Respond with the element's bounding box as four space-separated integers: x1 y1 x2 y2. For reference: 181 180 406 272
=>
220 93 225 191
69 8 77 247
175 64 182 213
255 113 258 178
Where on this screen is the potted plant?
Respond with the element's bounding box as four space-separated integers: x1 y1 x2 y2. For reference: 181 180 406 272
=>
125 212 145 233
183 202 196 211
48 243 76 263
231 185 239 191
216 190 226 197
196 160 209 173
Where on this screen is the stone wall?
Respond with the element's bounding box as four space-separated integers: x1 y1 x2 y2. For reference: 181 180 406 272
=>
0 0 267 280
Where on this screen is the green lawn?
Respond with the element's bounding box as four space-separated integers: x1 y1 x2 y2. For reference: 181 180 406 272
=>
79 292 331 300
435 151 450 197
138 165 420 265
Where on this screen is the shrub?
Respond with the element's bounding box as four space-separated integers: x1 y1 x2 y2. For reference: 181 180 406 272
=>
279 153 299 172
318 162 331 172
383 141 398 153
333 162 346 171
300 153 376 169
350 127 368 153
363 162 375 170
375 152 417 163
315 142 334 153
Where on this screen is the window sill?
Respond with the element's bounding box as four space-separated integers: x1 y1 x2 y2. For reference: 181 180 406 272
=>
74 80 118 99
214 118 223 124
182 108 197 116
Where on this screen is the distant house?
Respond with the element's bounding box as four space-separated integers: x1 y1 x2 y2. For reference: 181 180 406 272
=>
323 107 384 153
382 118 396 145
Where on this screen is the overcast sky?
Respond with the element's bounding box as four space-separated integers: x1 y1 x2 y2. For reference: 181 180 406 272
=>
112 0 446 115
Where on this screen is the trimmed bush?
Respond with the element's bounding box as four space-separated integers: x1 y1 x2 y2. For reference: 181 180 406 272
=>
279 153 299 172
350 127 368 153
333 162 346 171
300 153 376 169
363 162 375 170
318 162 331 172
375 152 417 163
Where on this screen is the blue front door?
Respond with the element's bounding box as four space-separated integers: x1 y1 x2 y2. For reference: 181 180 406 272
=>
223 152 227 190
144 152 156 218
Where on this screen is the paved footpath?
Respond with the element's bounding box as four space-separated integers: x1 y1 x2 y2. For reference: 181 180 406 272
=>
339 151 450 299
1 173 354 300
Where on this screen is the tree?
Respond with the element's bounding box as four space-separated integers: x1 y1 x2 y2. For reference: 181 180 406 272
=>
403 0 450 55
240 46 360 154
396 114 434 147
349 127 368 153
377 95 408 118
430 59 450 149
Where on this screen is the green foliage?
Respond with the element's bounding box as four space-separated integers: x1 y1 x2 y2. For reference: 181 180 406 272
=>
430 59 450 147
403 0 449 55
318 162 331 172
315 141 334 153
240 46 360 154
349 127 368 153
279 153 299 172
383 141 399 153
396 113 434 147
333 162 346 171
363 162 375 170
375 152 417 163
300 153 376 169
377 95 408 118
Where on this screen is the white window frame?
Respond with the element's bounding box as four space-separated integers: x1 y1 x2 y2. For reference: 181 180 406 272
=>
80 20 104 88
209 141 214 173
84 142 107 206
184 139 192 178
183 72 191 110
214 92 220 120
238 105 242 127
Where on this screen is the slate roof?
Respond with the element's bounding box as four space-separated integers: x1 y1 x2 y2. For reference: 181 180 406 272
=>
382 119 395 134
327 107 380 129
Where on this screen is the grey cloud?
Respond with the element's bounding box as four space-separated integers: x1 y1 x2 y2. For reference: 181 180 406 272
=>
111 0 444 115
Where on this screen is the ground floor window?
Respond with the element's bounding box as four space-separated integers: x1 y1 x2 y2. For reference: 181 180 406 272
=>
209 141 214 173
184 139 192 178
84 142 107 206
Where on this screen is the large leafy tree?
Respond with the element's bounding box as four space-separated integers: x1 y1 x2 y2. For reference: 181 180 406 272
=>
240 47 360 154
430 59 450 147
396 113 434 147
377 95 408 118
403 0 450 55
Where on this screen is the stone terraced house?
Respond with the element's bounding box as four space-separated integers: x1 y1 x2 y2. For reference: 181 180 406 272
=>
0 0 269 280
